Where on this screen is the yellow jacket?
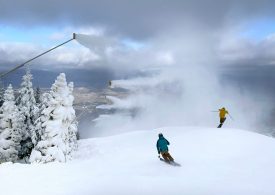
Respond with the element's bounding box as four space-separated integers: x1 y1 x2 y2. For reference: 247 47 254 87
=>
219 108 228 119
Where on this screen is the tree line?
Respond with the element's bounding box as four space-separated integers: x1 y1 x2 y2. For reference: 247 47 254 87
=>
0 70 78 163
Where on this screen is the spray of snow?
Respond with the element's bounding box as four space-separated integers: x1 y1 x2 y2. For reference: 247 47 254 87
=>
76 30 271 137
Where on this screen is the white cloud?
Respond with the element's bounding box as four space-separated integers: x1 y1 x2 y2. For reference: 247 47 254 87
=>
48 26 106 42
85 28 274 136
0 39 100 70
218 31 275 65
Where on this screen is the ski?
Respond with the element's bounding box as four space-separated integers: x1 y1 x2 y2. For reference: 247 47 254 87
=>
159 158 181 167
217 123 223 128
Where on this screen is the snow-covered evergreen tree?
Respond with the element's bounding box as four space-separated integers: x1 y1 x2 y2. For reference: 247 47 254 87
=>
32 92 51 146
67 82 78 151
35 87 42 105
16 69 39 159
0 84 23 162
30 73 78 163
32 86 44 145
0 80 5 107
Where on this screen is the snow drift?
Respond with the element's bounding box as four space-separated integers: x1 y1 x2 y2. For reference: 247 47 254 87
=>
1 127 275 195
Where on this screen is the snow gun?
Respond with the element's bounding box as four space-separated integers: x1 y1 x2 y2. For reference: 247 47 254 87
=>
0 33 77 78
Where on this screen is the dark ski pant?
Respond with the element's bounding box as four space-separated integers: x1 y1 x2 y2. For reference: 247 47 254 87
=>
218 117 226 128
161 151 174 162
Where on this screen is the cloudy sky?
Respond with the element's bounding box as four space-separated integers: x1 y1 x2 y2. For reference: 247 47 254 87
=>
1 0 275 135
1 0 275 71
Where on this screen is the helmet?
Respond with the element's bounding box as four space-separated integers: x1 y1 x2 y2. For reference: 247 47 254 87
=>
158 133 163 138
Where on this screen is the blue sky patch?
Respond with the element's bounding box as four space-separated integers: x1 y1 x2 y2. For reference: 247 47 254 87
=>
241 18 275 41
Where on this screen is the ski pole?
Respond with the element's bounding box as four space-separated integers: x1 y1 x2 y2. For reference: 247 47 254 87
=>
228 114 234 120
211 111 219 112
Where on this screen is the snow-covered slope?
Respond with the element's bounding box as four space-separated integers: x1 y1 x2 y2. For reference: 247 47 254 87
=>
1 127 275 195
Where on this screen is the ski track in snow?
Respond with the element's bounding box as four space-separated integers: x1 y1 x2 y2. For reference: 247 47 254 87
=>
1 127 275 195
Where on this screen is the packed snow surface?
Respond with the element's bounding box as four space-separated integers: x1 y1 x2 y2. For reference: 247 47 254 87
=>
1 127 275 195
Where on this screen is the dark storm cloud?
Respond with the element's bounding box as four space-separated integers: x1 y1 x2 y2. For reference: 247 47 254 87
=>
1 0 275 38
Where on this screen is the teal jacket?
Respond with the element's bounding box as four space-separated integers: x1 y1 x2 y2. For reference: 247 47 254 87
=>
156 135 170 153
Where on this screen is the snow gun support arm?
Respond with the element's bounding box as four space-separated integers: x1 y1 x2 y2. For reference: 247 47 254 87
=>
0 33 77 78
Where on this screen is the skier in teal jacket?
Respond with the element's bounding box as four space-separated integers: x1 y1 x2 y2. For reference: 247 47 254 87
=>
156 133 174 162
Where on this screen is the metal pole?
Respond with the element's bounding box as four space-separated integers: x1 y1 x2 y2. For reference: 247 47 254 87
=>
0 33 76 78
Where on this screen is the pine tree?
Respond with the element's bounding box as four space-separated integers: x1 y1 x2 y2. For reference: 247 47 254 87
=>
35 87 42 105
30 73 78 163
0 80 5 107
31 92 51 146
16 69 39 159
67 82 78 153
0 84 23 162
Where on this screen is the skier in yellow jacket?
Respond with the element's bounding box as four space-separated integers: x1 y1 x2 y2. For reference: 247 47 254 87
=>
218 107 229 128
